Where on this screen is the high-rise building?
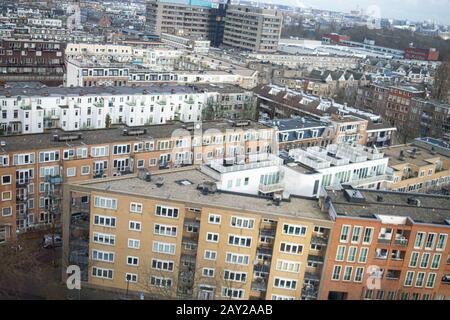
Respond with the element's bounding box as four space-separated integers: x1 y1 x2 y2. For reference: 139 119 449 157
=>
145 0 215 40
222 5 282 53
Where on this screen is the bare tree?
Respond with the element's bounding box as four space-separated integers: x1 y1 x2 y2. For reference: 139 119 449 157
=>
433 58 450 102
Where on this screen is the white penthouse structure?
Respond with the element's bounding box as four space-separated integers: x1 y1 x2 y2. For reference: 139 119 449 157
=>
200 143 391 198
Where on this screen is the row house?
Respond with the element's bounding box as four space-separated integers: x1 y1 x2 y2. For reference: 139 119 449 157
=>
0 120 275 242
0 84 255 135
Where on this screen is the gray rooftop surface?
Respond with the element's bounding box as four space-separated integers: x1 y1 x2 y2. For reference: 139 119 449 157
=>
0 83 246 97
327 189 450 225
74 168 330 223
0 120 270 153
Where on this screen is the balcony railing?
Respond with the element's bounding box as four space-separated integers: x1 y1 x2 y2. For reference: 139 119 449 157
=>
258 182 284 194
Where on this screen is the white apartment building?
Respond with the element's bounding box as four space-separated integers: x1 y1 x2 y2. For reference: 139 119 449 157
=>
200 143 391 198
0 85 250 134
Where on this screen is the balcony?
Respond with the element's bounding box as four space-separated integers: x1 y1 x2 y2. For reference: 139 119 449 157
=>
44 175 63 184
253 263 271 273
311 235 328 246
386 270 401 280
258 182 284 194
251 279 267 292
393 237 408 246
93 171 105 179
16 179 30 187
377 237 392 245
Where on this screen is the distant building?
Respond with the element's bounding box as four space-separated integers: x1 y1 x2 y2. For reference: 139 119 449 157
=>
404 47 439 61
222 5 282 53
321 33 351 45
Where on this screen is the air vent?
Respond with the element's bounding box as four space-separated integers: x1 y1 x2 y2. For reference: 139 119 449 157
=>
344 189 366 203
197 181 217 195
407 197 421 207
53 133 82 141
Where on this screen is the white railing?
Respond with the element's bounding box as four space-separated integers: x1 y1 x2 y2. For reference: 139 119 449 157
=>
259 183 284 194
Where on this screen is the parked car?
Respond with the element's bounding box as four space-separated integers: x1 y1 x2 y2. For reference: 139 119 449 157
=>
42 234 62 248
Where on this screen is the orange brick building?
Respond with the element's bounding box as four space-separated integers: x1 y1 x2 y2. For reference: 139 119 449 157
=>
319 188 450 300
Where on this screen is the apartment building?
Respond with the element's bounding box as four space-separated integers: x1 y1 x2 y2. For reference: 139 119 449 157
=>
65 58 258 89
62 167 333 300
0 38 65 84
410 98 450 141
382 144 450 193
145 0 214 39
356 83 426 141
329 114 368 146
0 84 255 135
223 5 282 53
319 188 450 300
0 120 275 242
246 53 360 72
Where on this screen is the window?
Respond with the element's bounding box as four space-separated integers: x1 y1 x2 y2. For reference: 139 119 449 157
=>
224 270 247 283
425 273 436 288
154 223 177 237
436 234 447 251
155 205 179 219
343 266 353 281
375 290 384 300
425 233 437 250
81 165 90 175
206 232 219 243
272 295 294 300
129 221 141 231
221 287 244 299
273 277 297 290
92 267 113 279
420 253 430 268
340 225 350 242
128 239 140 249
415 272 425 287
67 167 76 177
130 202 143 213
1 175 11 185
431 254 441 269
125 273 138 283
2 191 11 201
93 232 115 246
151 259 174 271
279 242 303 255
39 151 59 163
364 289 373 300
359 247 369 263
362 227 373 244
332 265 342 280
414 232 425 249
409 252 419 268
231 216 254 229
127 256 139 266
202 268 215 277
94 196 117 210
276 260 300 273
404 271 414 286
93 215 116 228
92 250 114 263
204 250 217 261
208 214 221 224
335 245 346 261
225 252 249 265
282 223 307 236
354 267 364 282
387 291 396 300
150 276 172 288
228 234 252 247
1 207 12 217
152 241 176 255
347 246 357 262
113 144 131 155
351 226 362 243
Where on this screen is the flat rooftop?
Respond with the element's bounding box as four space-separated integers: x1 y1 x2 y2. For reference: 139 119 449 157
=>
0 120 270 153
262 117 328 131
382 144 446 167
326 189 450 225
0 83 246 98
71 168 330 223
